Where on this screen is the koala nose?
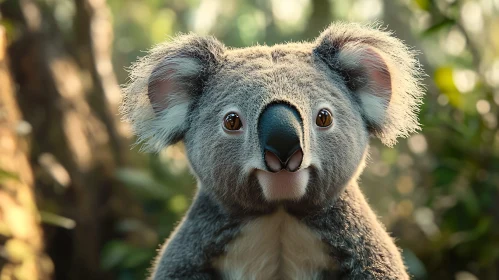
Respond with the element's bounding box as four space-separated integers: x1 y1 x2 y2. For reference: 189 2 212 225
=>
258 103 303 172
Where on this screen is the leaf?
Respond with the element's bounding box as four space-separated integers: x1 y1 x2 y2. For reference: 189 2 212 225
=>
101 240 155 270
434 67 463 109
115 168 173 200
434 67 458 92
0 169 20 183
422 18 455 37
122 249 154 268
40 211 76 229
413 0 430 11
468 216 491 240
168 194 189 214
101 241 131 270
460 187 480 218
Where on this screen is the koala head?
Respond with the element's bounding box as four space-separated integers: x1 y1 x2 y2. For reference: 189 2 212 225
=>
121 23 424 213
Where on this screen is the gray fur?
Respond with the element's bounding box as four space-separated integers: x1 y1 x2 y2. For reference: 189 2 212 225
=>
151 191 245 279
301 182 408 279
314 22 424 146
121 22 424 279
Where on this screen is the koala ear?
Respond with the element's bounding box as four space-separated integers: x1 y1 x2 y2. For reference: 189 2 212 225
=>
314 23 425 146
121 35 225 152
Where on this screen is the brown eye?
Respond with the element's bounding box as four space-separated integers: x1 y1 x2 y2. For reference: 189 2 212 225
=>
224 112 243 131
316 109 333 128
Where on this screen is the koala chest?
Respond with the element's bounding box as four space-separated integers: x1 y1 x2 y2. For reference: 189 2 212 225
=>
213 208 335 280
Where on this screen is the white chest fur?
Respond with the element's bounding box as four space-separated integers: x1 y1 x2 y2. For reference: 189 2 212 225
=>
213 208 334 280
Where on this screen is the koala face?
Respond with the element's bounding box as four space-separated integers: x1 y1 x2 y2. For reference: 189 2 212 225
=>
184 47 369 211
121 23 424 213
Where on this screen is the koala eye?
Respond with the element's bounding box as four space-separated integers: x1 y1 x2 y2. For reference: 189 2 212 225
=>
223 112 243 131
316 108 333 128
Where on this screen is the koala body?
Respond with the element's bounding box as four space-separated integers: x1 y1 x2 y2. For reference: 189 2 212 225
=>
121 23 424 279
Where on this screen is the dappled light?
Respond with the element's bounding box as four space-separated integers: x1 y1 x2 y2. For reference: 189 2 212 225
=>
0 0 498 279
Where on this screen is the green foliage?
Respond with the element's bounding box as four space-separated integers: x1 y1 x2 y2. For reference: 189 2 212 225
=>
103 0 499 279
104 149 195 279
39 211 76 229
101 240 154 270
0 168 19 183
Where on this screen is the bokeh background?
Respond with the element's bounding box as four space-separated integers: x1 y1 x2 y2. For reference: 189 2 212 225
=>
0 0 498 279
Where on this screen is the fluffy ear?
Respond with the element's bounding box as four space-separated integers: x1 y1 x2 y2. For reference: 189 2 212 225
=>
314 23 425 146
121 35 225 152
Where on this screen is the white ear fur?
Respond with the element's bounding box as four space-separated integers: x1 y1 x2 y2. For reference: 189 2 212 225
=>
120 34 224 153
337 45 392 127
315 23 425 146
358 93 389 125
121 56 202 153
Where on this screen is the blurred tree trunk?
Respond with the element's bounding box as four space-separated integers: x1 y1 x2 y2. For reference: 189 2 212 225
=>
0 25 52 280
73 0 130 165
0 0 133 279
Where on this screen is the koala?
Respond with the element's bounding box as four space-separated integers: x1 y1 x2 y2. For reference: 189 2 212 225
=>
121 22 424 280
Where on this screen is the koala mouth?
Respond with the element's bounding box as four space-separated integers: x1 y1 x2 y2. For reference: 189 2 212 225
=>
255 168 310 201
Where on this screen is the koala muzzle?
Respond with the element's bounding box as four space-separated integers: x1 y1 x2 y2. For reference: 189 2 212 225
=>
258 103 303 173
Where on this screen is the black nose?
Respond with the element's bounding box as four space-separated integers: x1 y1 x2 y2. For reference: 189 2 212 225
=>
258 103 303 172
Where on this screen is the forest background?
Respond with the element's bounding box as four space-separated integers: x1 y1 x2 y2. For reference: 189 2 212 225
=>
1 0 499 279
